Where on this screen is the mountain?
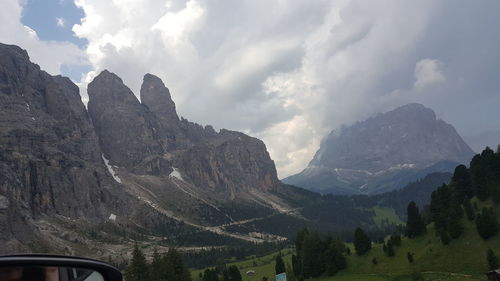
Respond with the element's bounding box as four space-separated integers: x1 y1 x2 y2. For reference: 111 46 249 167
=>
0 43 318 258
284 103 475 195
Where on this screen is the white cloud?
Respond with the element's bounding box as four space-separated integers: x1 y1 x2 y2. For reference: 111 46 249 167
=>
414 59 445 89
152 0 204 44
0 0 86 76
69 0 500 178
56 17 66 27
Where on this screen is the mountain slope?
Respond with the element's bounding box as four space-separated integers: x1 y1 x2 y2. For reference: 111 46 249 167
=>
284 103 474 195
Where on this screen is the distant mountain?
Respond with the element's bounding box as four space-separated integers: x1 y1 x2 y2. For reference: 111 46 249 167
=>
284 103 475 194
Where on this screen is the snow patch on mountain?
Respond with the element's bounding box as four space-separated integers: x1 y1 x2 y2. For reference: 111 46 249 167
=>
169 167 184 181
102 154 122 183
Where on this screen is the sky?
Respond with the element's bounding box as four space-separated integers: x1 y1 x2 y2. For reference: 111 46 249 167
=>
1 0 500 178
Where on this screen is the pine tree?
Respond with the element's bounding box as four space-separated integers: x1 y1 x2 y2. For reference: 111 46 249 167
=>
470 148 497 201
202 269 219 281
407 252 414 263
227 265 242 281
150 248 162 281
295 229 309 256
221 268 229 281
353 227 371 256
406 201 426 238
275 253 286 275
291 254 301 278
324 239 346 276
430 184 452 233
452 164 473 201
488 248 499 270
293 229 308 278
165 248 192 281
448 215 464 239
386 240 395 257
125 244 149 281
476 207 499 240
301 231 324 278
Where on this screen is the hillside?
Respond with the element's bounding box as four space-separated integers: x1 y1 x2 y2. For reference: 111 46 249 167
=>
340 218 496 280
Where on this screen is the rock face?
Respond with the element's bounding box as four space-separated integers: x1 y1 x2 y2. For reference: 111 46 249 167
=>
0 43 130 252
88 71 280 197
284 103 475 194
174 130 279 196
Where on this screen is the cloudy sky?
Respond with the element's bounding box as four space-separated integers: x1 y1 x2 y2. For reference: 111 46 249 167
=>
2 0 500 178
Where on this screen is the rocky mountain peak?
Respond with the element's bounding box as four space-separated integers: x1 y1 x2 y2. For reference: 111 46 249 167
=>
88 70 140 109
140 73 179 128
87 70 167 173
383 102 436 122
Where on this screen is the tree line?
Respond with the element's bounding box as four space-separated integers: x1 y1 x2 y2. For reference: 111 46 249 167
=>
290 229 348 279
198 265 242 281
125 245 192 281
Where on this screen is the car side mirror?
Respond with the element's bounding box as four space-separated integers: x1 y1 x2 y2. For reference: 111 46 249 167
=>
0 255 122 281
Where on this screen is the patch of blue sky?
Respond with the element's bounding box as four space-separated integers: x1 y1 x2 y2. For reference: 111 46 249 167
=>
21 0 87 48
21 0 91 82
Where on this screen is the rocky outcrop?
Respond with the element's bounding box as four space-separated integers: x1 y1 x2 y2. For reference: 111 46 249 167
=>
284 103 475 194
